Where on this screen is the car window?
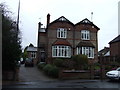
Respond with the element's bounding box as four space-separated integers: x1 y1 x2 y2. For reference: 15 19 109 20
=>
118 69 120 71
116 68 120 71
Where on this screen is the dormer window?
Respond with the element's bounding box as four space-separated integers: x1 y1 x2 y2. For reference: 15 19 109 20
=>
57 28 67 38
81 30 90 40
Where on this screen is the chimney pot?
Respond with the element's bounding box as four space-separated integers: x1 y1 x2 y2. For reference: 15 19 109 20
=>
47 13 50 27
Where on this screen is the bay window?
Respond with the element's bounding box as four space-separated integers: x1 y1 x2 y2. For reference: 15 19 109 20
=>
52 45 71 58
77 47 94 58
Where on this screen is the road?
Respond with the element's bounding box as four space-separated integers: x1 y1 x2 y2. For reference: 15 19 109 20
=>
2 64 120 89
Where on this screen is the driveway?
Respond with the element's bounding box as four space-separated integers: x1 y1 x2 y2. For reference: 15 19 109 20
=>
19 64 57 82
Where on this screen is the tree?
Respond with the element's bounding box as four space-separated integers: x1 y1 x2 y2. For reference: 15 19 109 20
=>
1 3 22 70
22 46 28 61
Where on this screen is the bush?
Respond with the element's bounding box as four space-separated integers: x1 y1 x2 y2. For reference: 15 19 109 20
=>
43 64 53 74
37 63 46 69
94 63 100 70
43 64 59 78
48 66 59 78
72 55 88 69
94 66 100 70
53 58 64 67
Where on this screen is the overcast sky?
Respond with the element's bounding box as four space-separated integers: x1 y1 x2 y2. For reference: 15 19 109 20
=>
1 0 120 51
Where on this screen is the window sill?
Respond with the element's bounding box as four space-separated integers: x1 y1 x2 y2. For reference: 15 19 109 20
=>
52 56 71 58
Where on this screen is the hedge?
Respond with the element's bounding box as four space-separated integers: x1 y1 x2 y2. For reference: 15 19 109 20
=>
43 64 59 78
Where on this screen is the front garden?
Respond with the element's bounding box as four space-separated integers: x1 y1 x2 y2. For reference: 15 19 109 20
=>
37 55 120 79
37 55 91 79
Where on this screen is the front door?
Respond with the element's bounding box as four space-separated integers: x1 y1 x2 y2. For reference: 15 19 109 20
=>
41 52 45 62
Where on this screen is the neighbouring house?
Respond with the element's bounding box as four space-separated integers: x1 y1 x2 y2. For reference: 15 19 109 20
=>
98 35 120 65
98 47 110 56
109 35 120 57
37 14 100 64
26 44 37 64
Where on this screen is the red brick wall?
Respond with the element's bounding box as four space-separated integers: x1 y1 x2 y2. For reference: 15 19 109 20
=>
110 42 120 56
75 24 98 62
47 22 74 58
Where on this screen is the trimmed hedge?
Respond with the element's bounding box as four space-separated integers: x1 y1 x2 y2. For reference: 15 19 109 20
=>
43 64 59 78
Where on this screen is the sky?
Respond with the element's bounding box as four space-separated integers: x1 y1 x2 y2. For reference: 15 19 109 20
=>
1 0 120 51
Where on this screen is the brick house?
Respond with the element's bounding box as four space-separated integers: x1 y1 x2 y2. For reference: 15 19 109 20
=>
26 44 37 64
109 35 120 57
98 47 110 56
37 14 100 64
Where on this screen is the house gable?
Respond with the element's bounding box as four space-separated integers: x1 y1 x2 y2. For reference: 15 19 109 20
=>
75 18 100 30
48 16 74 26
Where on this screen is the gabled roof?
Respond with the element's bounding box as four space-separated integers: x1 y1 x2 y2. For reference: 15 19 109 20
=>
26 47 37 52
109 35 120 44
77 41 95 48
75 18 100 30
26 44 37 52
49 16 74 26
98 47 110 56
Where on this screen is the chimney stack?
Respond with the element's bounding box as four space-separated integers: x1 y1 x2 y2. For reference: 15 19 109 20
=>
38 22 41 30
38 22 43 31
47 13 50 27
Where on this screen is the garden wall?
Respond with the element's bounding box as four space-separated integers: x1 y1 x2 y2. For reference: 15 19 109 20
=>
59 70 91 79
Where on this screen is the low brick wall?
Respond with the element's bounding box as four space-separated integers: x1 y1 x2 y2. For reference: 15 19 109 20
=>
2 68 19 81
59 70 91 79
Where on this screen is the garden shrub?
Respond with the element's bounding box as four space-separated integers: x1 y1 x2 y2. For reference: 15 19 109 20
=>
43 64 53 74
72 54 88 69
37 63 46 69
94 63 100 70
48 65 59 78
53 58 64 67
43 64 59 78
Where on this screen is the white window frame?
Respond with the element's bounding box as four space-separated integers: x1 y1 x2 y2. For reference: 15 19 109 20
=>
77 47 94 58
57 28 67 38
52 45 71 58
81 30 90 40
31 52 36 59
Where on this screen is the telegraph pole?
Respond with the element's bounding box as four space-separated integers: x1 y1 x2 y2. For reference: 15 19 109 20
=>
17 0 20 31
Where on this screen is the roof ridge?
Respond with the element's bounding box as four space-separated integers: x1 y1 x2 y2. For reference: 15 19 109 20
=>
109 35 120 44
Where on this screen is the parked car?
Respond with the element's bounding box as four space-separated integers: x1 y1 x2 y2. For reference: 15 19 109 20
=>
16 60 21 67
25 58 34 67
106 67 120 80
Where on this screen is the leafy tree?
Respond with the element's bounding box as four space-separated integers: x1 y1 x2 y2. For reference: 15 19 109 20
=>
21 46 28 61
1 3 22 70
